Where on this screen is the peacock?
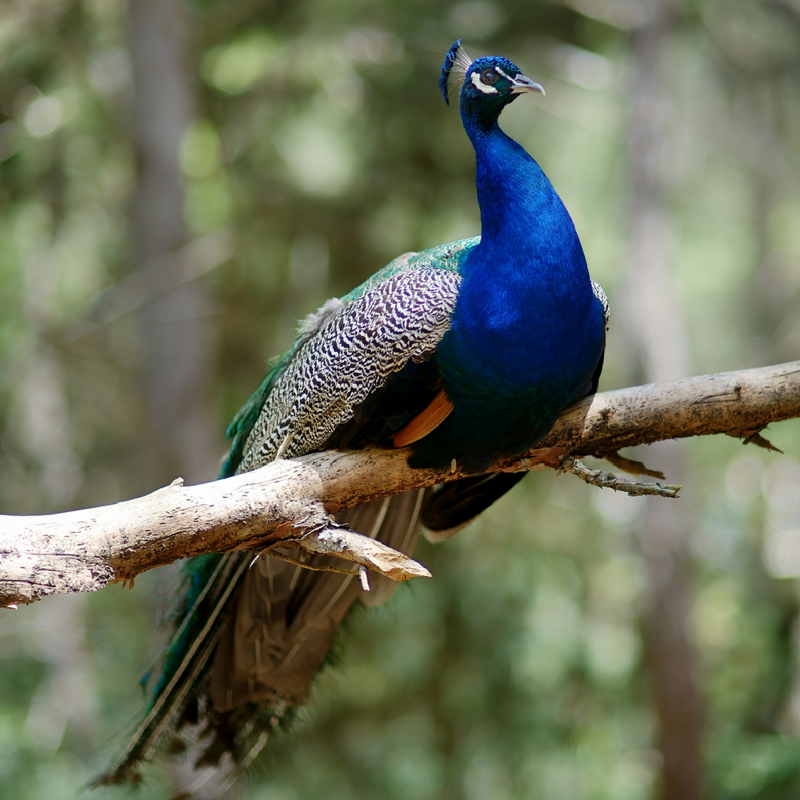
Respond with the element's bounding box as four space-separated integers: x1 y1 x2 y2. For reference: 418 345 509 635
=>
100 39 609 785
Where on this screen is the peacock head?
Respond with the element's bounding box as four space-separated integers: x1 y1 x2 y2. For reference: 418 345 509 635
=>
440 40 544 130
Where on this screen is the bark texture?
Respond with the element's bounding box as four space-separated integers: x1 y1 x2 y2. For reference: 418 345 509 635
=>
1 361 798 607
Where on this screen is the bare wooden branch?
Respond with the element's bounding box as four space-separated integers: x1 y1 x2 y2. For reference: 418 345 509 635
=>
297 525 433 580
535 360 800 454
558 457 681 498
1 360 799 607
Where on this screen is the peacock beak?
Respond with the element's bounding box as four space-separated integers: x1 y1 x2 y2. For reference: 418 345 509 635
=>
510 74 546 96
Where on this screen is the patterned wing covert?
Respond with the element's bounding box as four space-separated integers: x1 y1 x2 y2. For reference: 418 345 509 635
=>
236 267 462 472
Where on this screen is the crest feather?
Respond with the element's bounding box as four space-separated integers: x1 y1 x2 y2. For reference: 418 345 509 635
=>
439 40 473 106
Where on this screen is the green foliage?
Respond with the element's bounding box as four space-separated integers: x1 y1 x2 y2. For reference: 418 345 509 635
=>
1 0 800 797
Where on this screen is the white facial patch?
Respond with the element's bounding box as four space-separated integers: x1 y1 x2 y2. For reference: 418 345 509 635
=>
495 67 515 82
470 71 498 94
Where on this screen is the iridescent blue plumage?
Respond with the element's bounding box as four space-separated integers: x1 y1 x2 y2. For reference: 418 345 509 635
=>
418 50 605 470
101 41 608 785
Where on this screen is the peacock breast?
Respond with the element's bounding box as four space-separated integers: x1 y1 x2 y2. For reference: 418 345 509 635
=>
415 266 605 471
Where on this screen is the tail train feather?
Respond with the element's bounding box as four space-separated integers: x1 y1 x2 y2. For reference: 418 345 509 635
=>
99 490 425 783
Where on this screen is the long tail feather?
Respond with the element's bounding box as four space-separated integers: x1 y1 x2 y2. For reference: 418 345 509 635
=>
99 490 425 784
96 552 250 784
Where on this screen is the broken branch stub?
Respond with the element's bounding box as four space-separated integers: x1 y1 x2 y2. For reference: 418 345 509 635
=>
298 525 432 582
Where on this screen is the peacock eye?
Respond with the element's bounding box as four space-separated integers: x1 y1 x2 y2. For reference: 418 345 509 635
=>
481 69 499 86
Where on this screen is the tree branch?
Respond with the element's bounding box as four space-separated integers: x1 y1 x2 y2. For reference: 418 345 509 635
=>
2 361 799 607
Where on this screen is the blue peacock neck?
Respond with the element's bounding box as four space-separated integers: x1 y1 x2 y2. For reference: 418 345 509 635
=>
417 103 606 470
462 109 582 268
450 111 598 378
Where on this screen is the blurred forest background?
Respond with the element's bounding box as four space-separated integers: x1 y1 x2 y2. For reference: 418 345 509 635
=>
1 0 800 798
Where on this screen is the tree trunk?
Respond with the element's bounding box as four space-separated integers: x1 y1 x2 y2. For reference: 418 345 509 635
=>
128 0 219 488
127 1 223 794
624 1 705 797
